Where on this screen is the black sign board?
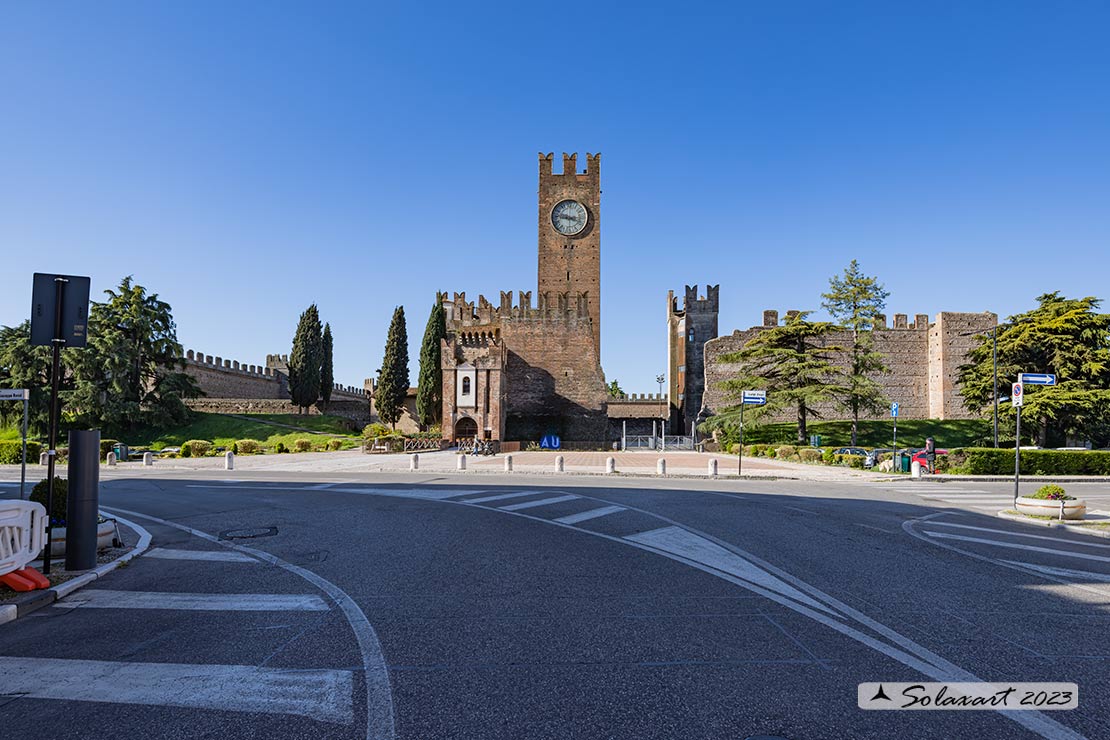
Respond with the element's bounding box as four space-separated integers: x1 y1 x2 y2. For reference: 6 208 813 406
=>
30 273 91 348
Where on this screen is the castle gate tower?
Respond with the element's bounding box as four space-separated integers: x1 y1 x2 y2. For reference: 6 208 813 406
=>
538 152 601 354
667 285 719 435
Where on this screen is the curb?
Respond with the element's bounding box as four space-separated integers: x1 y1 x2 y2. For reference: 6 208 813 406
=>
996 510 1110 540
0 512 152 626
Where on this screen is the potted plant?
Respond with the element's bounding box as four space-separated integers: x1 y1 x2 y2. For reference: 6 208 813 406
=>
30 477 119 557
1015 484 1087 520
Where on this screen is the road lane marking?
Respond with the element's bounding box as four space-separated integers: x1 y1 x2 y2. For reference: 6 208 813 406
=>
100 506 395 740
782 505 817 515
924 532 1110 563
854 524 897 534
0 656 353 723
145 547 258 563
554 505 626 524
928 521 1110 549
56 590 329 611
498 494 578 511
459 491 545 504
1002 561 1110 583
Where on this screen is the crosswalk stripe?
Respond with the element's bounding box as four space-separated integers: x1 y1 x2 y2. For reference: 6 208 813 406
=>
0 656 353 723
924 532 1110 563
555 505 626 524
56 590 329 611
929 521 1110 549
145 548 257 563
499 494 579 511
459 491 544 504
1002 561 1110 583
920 497 1012 504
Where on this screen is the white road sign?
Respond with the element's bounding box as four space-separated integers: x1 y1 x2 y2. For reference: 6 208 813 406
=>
1012 382 1023 407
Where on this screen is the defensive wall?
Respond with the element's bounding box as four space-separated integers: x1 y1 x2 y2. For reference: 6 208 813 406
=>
702 309 997 422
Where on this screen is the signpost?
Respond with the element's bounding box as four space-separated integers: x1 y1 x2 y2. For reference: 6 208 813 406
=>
891 402 899 471
0 389 30 500
738 390 767 475
30 273 92 575
1011 373 1054 506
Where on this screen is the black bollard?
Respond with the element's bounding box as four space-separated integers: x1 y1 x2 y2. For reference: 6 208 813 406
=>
65 430 100 571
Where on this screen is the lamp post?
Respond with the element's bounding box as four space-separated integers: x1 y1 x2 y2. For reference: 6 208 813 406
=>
656 373 666 446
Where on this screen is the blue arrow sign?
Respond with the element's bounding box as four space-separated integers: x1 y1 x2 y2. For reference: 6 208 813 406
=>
1019 373 1057 386
741 390 767 406
891 402 899 418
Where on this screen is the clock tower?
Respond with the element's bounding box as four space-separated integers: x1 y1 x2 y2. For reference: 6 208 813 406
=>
538 152 601 355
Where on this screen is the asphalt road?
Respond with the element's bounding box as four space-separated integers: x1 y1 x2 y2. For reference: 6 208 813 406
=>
2 471 1110 739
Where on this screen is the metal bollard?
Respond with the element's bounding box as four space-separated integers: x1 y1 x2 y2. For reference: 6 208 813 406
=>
708 458 718 477
410 453 419 471
225 451 234 470
66 430 100 571
106 451 117 467
457 454 467 471
143 451 153 466
504 455 513 472
657 458 666 476
606 457 616 474
555 455 564 473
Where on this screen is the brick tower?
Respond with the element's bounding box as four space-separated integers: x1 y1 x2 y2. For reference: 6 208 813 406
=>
667 285 720 435
538 152 601 354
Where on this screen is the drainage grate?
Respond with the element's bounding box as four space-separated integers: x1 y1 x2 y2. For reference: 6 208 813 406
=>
220 526 278 540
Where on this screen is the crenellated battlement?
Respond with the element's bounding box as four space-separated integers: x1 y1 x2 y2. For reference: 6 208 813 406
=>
539 151 600 177
669 284 720 314
759 309 933 330
182 350 367 397
440 288 593 329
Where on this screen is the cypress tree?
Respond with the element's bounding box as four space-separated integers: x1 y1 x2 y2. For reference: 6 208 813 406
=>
320 323 334 412
376 306 409 430
288 304 323 413
415 302 446 429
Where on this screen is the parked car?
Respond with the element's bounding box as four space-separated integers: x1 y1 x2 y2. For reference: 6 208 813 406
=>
834 447 875 467
911 448 948 469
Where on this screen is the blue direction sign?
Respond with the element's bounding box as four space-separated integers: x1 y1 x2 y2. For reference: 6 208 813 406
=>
891 402 899 418
741 390 767 406
1019 373 1057 386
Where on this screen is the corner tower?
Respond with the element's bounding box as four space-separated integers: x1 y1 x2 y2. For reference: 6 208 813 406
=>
538 152 601 354
667 285 719 435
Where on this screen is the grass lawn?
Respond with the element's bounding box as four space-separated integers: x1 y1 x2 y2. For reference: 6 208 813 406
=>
740 418 991 448
119 413 363 451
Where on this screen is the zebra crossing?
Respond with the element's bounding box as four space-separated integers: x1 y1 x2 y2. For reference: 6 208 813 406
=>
885 483 1110 515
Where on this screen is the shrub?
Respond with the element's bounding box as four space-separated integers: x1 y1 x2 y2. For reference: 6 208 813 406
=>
30 477 68 525
293 438 312 453
362 423 390 439
274 441 288 454
848 455 865 469
236 439 260 455
798 448 822 463
0 440 43 465
99 439 120 461
728 443 740 455
764 447 777 459
1031 484 1072 500
776 445 797 460
327 438 343 451
821 448 836 465
181 440 211 458
231 442 239 455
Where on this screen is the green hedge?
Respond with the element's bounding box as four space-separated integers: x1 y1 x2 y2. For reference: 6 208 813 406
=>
0 440 43 465
99 439 120 461
948 448 1110 475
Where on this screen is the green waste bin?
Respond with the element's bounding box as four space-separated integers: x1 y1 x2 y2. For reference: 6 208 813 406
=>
113 443 129 461
900 453 911 473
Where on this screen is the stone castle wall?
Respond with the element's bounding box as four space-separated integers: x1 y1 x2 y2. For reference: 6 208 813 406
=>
702 310 996 422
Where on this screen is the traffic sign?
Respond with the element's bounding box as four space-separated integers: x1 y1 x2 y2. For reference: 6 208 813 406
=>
741 390 767 406
0 389 29 401
1012 382 1023 407
1019 373 1056 386
891 402 899 418
30 273 91 348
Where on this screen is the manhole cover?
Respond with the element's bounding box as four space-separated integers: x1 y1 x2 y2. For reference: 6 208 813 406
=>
220 526 278 540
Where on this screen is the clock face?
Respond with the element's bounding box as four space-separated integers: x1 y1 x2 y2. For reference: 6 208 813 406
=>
551 200 588 236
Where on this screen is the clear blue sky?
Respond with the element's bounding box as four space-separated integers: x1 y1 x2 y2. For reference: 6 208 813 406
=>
3 2 1109 393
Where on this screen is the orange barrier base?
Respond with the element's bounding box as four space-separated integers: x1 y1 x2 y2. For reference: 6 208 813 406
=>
0 566 51 592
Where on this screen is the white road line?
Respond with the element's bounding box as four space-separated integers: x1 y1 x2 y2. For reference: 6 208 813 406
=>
554 505 626 524
499 494 579 511
459 491 543 504
56 590 329 611
928 521 1110 548
145 547 258 563
1002 561 1110 583
924 532 1110 563
0 656 352 724
920 498 1014 504
889 488 988 493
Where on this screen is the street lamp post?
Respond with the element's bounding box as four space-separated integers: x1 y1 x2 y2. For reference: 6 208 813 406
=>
656 373 666 449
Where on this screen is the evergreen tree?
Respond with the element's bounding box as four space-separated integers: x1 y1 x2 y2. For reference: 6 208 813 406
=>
320 323 334 412
415 302 446 429
959 293 1110 446
288 304 323 413
821 260 890 445
716 312 846 444
69 276 200 434
377 306 409 430
0 321 76 436
606 379 626 398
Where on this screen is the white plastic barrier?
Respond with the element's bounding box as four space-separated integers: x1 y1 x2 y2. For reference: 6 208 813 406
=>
0 500 47 578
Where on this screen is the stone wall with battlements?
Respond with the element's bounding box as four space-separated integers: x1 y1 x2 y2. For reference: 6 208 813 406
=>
702 310 996 422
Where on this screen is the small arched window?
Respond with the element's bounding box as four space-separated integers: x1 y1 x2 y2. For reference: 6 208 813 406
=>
462 377 471 395
688 328 695 341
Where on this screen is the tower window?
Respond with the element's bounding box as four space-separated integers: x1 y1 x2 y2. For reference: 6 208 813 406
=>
688 329 695 341
462 377 471 395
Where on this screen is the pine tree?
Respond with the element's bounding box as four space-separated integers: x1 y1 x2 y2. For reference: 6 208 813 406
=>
717 312 846 444
377 306 409 430
415 302 446 429
607 379 625 398
288 305 323 413
821 260 891 445
320 323 334 412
